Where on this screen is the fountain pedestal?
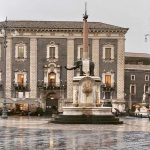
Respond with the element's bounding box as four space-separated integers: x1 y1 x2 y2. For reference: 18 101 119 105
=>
63 76 111 116
53 76 122 124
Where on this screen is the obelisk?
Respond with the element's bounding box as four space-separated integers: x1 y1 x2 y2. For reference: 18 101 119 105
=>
82 2 90 76
83 2 89 60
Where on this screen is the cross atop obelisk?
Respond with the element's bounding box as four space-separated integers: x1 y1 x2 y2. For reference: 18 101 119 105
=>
83 2 89 60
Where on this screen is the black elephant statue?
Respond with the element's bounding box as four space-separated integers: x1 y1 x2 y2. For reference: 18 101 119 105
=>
65 60 84 76
65 59 94 76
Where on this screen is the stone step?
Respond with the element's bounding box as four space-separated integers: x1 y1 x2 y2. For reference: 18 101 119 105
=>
52 114 123 124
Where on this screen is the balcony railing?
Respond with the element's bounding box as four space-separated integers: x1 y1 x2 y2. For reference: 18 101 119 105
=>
37 80 66 90
13 82 30 91
101 83 115 92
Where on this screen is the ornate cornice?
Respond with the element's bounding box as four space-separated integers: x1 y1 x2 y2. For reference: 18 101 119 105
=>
0 20 128 34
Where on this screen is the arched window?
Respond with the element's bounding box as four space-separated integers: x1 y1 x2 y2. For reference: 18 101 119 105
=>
48 72 56 86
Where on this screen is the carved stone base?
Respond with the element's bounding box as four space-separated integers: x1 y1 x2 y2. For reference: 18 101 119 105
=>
63 107 113 116
72 103 79 107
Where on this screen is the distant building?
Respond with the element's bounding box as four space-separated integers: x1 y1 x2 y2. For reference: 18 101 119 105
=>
125 52 150 109
0 20 135 113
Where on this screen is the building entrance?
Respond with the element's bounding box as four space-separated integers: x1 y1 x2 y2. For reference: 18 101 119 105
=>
46 98 58 115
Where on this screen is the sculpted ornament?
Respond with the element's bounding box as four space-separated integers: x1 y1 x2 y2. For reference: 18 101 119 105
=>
82 80 93 97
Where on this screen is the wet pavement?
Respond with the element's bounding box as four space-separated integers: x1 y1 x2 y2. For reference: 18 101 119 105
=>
0 116 150 150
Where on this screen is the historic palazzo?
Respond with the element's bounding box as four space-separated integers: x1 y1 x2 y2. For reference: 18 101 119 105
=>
0 20 149 114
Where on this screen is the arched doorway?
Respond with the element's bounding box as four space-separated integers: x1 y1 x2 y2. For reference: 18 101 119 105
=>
45 92 58 115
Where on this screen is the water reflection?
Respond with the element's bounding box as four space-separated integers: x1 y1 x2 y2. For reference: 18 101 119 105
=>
0 117 150 150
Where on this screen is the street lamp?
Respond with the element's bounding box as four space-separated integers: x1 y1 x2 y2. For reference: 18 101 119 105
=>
1 17 8 119
145 34 150 42
148 85 150 106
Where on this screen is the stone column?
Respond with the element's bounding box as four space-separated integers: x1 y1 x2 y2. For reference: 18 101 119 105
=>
117 37 125 100
92 38 99 76
5 38 12 98
67 38 74 100
30 38 37 98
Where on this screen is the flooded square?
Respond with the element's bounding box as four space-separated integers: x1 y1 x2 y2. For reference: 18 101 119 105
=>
0 116 150 150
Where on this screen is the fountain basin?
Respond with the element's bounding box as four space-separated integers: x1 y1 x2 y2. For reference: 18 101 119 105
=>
52 107 123 124
63 107 113 116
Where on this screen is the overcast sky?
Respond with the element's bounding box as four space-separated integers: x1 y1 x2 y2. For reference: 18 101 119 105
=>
0 0 150 54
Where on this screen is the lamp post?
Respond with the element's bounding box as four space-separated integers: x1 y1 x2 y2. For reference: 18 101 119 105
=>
1 17 8 119
148 85 150 106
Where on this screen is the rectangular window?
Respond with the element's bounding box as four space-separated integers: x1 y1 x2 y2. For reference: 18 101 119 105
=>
130 85 136 95
49 47 55 58
18 46 24 58
17 74 24 86
105 48 111 60
144 85 149 93
131 75 135 81
145 75 149 81
105 75 111 86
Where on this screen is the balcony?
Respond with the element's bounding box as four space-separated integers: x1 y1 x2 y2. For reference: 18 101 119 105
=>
101 83 115 92
13 82 29 91
37 80 66 90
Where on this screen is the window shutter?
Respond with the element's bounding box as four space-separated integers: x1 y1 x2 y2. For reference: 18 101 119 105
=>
111 73 114 86
102 47 105 59
24 45 27 58
47 46 49 58
24 73 27 86
102 73 105 84
111 47 114 59
15 73 17 83
15 45 18 58
55 46 58 59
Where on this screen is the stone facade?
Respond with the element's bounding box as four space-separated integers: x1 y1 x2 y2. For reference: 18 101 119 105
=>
125 52 150 109
0 20 129 112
